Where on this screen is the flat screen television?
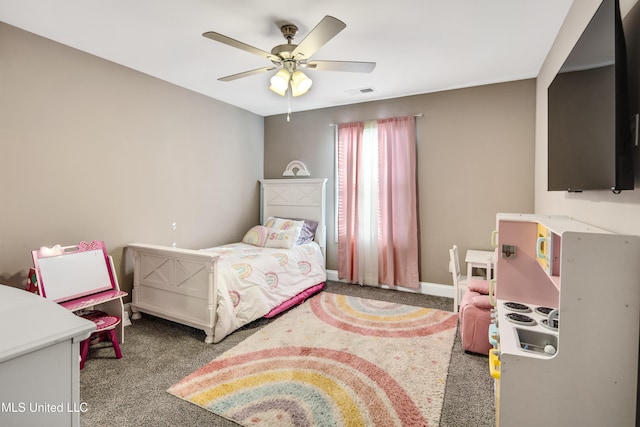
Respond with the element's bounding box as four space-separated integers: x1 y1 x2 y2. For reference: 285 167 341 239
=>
548 0 634 192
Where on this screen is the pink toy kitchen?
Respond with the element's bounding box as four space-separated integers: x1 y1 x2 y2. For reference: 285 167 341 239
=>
489 213 640 426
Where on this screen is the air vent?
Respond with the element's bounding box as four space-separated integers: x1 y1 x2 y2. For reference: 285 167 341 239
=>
345 87 376 95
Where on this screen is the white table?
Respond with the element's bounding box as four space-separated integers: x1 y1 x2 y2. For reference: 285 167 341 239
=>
465 249 495 281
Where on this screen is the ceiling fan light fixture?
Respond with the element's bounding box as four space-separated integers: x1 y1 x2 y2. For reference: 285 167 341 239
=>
269 69 290 95
269 83 287 96
290 70 312 97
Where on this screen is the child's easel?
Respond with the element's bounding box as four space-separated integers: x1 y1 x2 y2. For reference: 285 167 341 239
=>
31 240 127 343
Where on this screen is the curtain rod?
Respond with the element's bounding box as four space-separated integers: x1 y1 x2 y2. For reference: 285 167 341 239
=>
329 113 423 127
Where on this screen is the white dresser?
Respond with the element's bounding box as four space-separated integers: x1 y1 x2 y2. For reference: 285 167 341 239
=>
0 285 95 427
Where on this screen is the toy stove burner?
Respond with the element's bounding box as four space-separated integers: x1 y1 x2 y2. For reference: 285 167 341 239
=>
505 312 537 326
503 301 531 313
540 318 559 331
534 306 554 316
534 306 559 330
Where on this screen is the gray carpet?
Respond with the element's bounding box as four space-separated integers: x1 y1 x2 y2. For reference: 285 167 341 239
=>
80 281 495 426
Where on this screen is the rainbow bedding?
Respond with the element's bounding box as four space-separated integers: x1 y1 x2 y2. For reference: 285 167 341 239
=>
203 242 326 342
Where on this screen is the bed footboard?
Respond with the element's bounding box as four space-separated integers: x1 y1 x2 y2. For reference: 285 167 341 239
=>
128 243 219 344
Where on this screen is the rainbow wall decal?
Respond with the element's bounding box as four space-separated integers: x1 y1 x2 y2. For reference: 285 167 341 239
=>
282 160 310 176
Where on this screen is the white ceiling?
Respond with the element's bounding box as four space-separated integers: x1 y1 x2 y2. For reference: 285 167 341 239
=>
0 0 575 117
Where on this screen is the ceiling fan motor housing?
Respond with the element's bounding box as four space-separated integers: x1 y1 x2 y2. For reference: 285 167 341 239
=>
270 44 297 61
271 24 300 63
280 24 298 40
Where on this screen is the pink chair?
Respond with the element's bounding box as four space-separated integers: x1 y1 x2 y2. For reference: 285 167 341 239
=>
79 310 122 369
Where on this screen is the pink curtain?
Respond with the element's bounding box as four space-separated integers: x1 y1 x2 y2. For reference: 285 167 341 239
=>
377 117 419 288
337 116 419 289
337 122 364 283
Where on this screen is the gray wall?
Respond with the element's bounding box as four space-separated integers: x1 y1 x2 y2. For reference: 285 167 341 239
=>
3 11 571 293
264 80 536 286
0 22 264 297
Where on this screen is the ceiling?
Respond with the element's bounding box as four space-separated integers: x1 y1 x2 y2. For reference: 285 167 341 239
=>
0 0 575 117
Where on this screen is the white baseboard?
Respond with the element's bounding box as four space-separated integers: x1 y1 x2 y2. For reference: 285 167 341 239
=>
326 270 453 298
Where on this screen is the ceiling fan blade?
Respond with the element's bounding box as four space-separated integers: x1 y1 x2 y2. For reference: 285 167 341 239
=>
203 31 280 62
305 60 376 73
291 16 346 59
218 66 277 82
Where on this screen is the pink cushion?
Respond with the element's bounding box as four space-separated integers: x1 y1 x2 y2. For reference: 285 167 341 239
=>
471 294 492 309
459 287 478 307
468 279 490 295
458 290 492 355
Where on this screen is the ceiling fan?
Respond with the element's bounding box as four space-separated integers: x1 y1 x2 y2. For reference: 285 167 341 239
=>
202 15 376 97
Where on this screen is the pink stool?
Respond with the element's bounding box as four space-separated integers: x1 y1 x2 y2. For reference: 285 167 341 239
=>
458 289 492 355
80 310 122 369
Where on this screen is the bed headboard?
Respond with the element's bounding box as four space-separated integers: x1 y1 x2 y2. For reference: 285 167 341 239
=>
259 178 327 254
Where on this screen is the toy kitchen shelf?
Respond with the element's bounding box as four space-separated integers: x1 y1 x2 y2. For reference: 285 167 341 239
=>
493 213 640 426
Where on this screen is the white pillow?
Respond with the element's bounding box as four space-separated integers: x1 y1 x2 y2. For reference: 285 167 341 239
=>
264 216 304 244
264 228 299 249
241 225 269 247
264 217 304 233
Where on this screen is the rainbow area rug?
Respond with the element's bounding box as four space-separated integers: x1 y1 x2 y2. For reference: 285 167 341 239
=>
168 292 457 426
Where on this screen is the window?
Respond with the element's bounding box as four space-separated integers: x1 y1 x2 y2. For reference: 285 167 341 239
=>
336 116 419 288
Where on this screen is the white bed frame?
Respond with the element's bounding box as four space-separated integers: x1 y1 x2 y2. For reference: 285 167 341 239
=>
128 178 327 343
